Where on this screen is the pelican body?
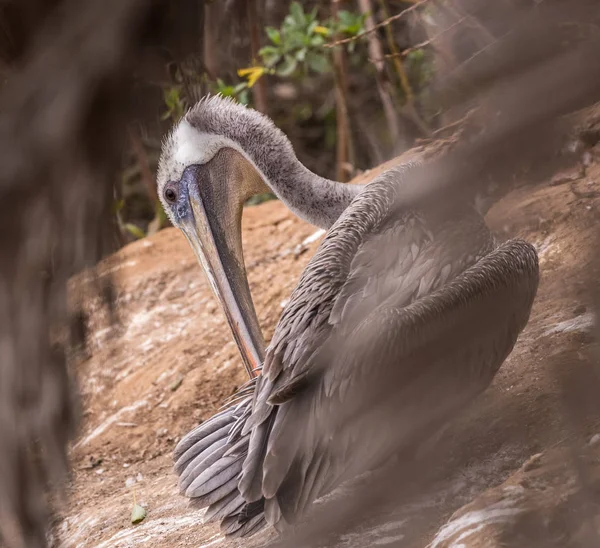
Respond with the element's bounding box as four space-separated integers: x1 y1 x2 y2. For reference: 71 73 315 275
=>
157 96 539 537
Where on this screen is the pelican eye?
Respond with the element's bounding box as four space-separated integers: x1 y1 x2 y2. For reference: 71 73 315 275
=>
164 186 177 203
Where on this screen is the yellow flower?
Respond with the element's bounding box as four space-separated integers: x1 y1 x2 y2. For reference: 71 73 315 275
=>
314 26 330 36
237 66 265 88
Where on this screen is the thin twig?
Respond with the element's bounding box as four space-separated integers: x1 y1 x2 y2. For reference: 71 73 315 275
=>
325 0 432 48
435 0 495 46
379 0 414 103
378 0 431 136
368 16 468 63
357 0 403 151
332 0 355 181
246 0 268 114
414 109 475 144
430 109 474 137
128 126 157 203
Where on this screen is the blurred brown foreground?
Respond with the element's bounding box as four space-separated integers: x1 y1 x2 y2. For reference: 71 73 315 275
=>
1 0 600 546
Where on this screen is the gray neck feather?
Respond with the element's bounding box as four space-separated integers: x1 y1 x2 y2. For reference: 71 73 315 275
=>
187 97 362 229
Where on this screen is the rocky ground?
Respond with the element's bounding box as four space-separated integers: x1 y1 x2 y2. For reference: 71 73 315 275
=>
55 118 600 547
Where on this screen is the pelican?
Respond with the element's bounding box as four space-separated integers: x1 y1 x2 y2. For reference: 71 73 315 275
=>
157 95 539 538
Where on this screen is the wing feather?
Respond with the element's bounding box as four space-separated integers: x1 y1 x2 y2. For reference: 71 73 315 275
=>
174 161 538 537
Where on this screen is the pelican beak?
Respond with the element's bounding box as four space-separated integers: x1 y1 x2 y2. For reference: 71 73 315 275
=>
177 163 265 378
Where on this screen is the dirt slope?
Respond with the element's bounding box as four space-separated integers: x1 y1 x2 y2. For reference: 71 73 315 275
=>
57 132 600 547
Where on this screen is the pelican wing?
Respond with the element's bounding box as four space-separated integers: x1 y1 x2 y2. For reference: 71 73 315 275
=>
238 167 529 525
253 238 539 525
173 165 539 536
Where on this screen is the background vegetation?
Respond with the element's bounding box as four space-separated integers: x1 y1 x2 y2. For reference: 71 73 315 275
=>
114 0 516 247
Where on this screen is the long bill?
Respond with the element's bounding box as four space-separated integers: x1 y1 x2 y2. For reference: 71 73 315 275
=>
179 180 265 379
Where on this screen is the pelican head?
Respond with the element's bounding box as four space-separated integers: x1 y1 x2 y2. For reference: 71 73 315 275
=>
157 96 279 377
158 96 361 378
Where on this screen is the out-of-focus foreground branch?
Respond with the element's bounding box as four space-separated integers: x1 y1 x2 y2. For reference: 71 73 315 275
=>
273 1 600 545
0 0 183 545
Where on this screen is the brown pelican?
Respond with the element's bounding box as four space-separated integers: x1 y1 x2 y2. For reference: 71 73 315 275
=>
156 95 539 538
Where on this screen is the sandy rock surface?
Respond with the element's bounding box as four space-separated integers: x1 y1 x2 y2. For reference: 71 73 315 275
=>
429 439 600 548
57 130 600 547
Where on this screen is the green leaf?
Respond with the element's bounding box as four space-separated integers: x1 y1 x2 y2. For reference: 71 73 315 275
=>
153 200 168 228
259 45 280 56
295 48 307 62
113 199 125 214
286 29 306 49
131 504 146 525
407 49 425 62
170 375 183 391
245 192 277 206
338 10 354 26
259 46 281 68
277 55 298 77
124 223 146 240
310 34 325 47
238 89 250 105
283 14 296 29
306 51 330 73
266 26 281 45
290 2 304 25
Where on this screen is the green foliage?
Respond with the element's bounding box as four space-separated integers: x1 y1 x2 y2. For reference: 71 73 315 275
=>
124 223 146 240
245 192 277 207
333 10 368 53
250 2 366 82
131 503 146 524
405 48 435 91
259 3 328 78
147 200 169 236
161 87 186 122
213 78 251 105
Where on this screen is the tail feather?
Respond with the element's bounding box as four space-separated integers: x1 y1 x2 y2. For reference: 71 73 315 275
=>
174 407 236 461
223 435 249 458
239 412 277 502
202 490 245 523
188 474 240 510
227 411 249 444
175 422 233 474
264 496 282 527
179 440 228 493
174 395 269 539
221 514 266 538
186 454 244 498
239 499 265 523
241 516 268 538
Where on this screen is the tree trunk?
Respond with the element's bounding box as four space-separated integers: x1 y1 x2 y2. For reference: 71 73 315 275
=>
331 0 355 181
357 0 405 154
203 0 218 78
246 0 268 113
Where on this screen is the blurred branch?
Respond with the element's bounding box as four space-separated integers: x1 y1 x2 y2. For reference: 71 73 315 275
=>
0 0 167 544
203 0 218 78
326 0 431 48
357 0 403 152
434 0 495 47
246 0 268 113
368 16 468 63
378 0 431 137
128 125 157 203
331 0 355 181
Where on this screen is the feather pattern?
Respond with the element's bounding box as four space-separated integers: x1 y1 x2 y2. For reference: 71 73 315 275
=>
172 166 538 538
164 99 539 540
